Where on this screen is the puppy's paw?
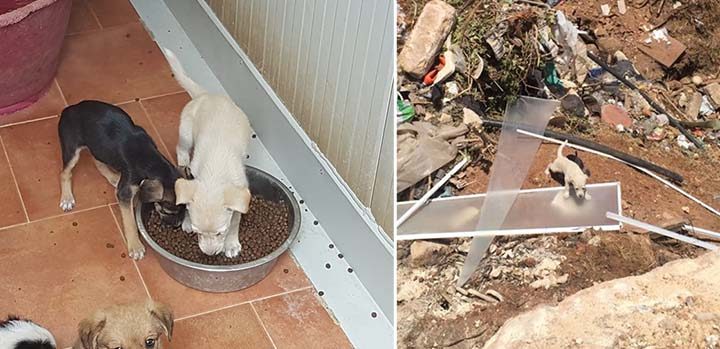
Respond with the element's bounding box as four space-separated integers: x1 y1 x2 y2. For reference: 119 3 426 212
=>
585 192 592 201
128 243 146 260
59 195 76 212
563 190 571 199
179 165 194 180
223 240 242 258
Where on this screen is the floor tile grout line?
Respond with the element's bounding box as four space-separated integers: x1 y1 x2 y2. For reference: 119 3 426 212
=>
0 89 186 132
0 114 59 130
87 0 103 30
55 79 69 107
66 28 103 37
0 135 30 223
107 204 152 299
0 203 113 232
174 285 314 322
116 89 187 106
137 100 173 159
250 302 278 349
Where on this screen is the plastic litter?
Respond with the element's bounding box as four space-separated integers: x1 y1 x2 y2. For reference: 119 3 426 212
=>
397 122 468 193
471 55 485 80
486 21 509 59
553 11 592 84
544 62 561 86
617 0 627 14
700 95 715 116
676 134 694 149
433 44 466 86
396 93 415 123
601 4 611 16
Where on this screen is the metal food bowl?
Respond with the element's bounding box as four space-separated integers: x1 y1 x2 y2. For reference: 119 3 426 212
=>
136 166 301 292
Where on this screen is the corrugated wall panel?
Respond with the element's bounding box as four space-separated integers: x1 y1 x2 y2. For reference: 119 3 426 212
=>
206 0 393 236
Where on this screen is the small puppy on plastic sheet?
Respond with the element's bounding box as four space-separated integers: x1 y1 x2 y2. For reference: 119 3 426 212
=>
58 101 186 260
545 140 592 200
0 316 56 349
72 301 173 349
163 48 252 258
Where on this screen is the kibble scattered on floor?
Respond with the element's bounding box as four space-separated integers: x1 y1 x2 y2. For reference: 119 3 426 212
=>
145 197 291 265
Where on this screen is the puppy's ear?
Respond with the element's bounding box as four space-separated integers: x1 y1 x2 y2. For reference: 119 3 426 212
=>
175 179 197 205
78 316 106 349
139 179 164 203
147 301 174 341
224 186 251 213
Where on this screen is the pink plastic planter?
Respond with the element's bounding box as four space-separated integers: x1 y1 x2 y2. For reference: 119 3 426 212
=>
0 0 71 115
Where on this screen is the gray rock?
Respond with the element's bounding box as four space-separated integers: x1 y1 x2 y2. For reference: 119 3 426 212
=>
398 0 456 78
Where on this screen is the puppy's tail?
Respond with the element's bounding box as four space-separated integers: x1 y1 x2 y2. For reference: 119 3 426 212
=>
557 140 568 158
162 48 206 99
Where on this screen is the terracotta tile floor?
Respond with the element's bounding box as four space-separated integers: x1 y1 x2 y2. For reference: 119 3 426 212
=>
0 1 351 348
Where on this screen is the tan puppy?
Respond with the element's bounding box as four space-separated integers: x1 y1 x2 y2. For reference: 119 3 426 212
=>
72 301 173 349
163 48 252 258
545 141 592 200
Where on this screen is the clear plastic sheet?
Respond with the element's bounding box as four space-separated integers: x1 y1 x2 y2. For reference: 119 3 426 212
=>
457 96 559 286
396 182 621 240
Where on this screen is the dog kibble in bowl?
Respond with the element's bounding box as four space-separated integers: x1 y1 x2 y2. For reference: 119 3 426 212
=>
145 197 290 265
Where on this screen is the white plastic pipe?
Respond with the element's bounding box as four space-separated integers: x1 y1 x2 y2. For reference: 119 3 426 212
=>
396 157 468 228
607 212 717 250
683 225 720 240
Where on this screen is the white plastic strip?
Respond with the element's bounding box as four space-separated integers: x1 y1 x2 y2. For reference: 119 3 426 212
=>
683 225 720 240
607 212 717 250
396 157 468 227
518 129 720 218
396 182 622 240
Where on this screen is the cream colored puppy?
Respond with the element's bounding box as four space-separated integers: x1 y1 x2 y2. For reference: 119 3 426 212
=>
545 141 592 200
163 48 252 258
72 301 173 349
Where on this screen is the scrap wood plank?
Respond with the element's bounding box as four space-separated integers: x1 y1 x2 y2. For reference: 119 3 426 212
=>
638 32 686 67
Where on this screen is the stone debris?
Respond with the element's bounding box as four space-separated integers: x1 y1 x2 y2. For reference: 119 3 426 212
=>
410 240 450 267
484 251 720 349
398 0 456 78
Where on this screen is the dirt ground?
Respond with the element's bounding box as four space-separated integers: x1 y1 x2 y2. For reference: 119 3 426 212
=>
557 0 720 80
397 232 704 348
397 0 720 347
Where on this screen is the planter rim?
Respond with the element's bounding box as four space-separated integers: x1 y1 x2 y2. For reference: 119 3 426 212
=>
0 0 61 27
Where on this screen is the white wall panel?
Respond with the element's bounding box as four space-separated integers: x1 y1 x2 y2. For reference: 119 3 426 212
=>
207 0 394 235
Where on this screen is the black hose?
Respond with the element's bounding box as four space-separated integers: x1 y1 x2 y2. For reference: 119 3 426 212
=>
586 51 704 149
480 119 685 184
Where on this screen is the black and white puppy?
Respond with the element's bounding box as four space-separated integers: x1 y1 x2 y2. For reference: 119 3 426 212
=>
0 316 56 349
58 101 185 260
545 141 592 200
